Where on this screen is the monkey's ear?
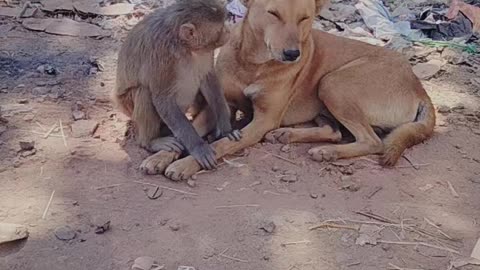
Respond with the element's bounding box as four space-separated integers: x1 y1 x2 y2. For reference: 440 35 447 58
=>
179 23 197 42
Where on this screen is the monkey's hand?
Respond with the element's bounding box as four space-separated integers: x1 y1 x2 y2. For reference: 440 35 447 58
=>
214 125 242 142
190 142 217 170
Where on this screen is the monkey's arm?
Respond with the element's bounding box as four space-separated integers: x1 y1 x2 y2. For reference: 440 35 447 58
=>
200 72 241 141
151 93 217 170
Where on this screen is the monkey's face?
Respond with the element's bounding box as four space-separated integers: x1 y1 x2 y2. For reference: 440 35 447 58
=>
246 0 321 64
180 22 230 52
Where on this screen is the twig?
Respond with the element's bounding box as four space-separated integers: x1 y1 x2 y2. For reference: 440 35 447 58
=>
309 222 359 231
40 166 43 177
215 204 260 209
35 121 47 131
402 155 419 170
447 181 459 198
94 184 122 190
423 217 453 240
133 181 198 196
219 248 249 263
43 124 57 139
256 149 298 166
59 120 67 147
365 186 383 199
281 240 312 247
377 240 460 254
42 190 55 220
355 211 395 223
388 263 424 270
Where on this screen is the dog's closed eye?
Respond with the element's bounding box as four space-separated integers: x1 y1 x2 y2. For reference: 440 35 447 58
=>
267 10 281 20
299 16 310 23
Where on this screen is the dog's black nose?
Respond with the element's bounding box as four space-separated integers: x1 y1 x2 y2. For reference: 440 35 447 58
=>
282 49 301 61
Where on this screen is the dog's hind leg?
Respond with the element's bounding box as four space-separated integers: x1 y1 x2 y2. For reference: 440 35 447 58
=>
308 74 384 162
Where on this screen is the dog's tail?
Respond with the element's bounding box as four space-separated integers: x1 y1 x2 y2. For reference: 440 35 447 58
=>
381 86 436 166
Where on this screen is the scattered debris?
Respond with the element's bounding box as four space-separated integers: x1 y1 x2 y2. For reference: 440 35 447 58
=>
169 223 181 232
187 180 196 188
223 158 246 168
259 221 276 234
419 184 434 192
447 181 460 198
132 256 164 270
146 186 163 200
280 174 298 183
365 186 383 199
281 240 312 247
449 257 480 269
219 248 249 263
0 104 32 116
411 7 473 41
71 120 99 138
447 0 480 33
280 144 291 153
94 220 111 234
310 193 319 199
0 223 29 244
54 226 76 241
22 18 110 37
378 240 459 254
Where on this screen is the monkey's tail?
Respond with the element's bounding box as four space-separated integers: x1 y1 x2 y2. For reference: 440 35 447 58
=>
381 89 436 166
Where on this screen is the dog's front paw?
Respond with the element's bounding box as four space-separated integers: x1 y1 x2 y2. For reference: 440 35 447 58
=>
264 128 293 144
165 156 202 181
140 151 180 175
308 146 338 162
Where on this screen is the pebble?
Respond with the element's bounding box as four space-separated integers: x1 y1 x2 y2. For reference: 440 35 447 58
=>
259 221 276 234
19 141 35 151
20 149 36 158
272 166 280 172
187 180 196 188
280 144 291 153
437 105 451 114
178 267 196 270
169 223 181 231
71 120 99 138
72 110 86 121
281 175 298 183
54 226 77 241
310 193 319 199
146 186 163 200
18 99 28 104
94 220 111 234
23 114 35 122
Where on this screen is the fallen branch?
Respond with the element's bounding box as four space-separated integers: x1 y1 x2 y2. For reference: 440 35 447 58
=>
309 222 359 231
42 190 55 220
378 240 460 254
256 149 298 166
59 120 67 147
219 248 249 263
133 181 198 196
215 204 260 209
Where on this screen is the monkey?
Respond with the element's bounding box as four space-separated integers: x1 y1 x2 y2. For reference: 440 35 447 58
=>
113 0 241 170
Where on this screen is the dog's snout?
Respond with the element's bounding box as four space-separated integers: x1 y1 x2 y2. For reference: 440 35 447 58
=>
282 49 301 62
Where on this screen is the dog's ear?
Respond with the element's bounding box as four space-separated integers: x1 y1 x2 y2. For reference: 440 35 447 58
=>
314 0 329 14
238 0 250 7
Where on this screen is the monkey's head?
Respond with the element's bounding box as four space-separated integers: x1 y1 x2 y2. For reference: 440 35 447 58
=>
175 0 230 52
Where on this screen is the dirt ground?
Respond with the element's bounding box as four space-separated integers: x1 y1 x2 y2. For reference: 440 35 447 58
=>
1 5 480 270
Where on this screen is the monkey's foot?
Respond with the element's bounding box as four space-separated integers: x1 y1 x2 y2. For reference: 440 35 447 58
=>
140 151 180 175
165 156 201 181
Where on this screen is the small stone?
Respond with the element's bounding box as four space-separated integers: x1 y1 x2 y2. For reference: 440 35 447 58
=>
310 193 319 199
23 114 35 122
169 223 181 231
94 220 111 234
177 266 195 270
54 226 77 241
100 82 105 87
452 103 465 111
438 105 451 114
18 99 28 104
259 221 276 234
272 166 280 172
281 175 298 183
32 87 50 96
146 186 163 200
72 110 85 121
187 180 196 188
340 175 352 182
190 174 198 181
71 120 99 138
20 149 36 158
280 144 291 153
412 60 442 80
19 141 35 151
37 64 57 75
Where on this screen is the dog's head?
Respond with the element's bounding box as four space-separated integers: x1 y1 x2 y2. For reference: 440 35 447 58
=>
240 0 327 63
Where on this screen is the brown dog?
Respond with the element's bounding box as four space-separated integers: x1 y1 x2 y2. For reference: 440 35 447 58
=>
163 0 435 181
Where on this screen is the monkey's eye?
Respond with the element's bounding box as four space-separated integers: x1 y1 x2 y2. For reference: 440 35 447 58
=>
267 10 281 20
299 16 310 23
